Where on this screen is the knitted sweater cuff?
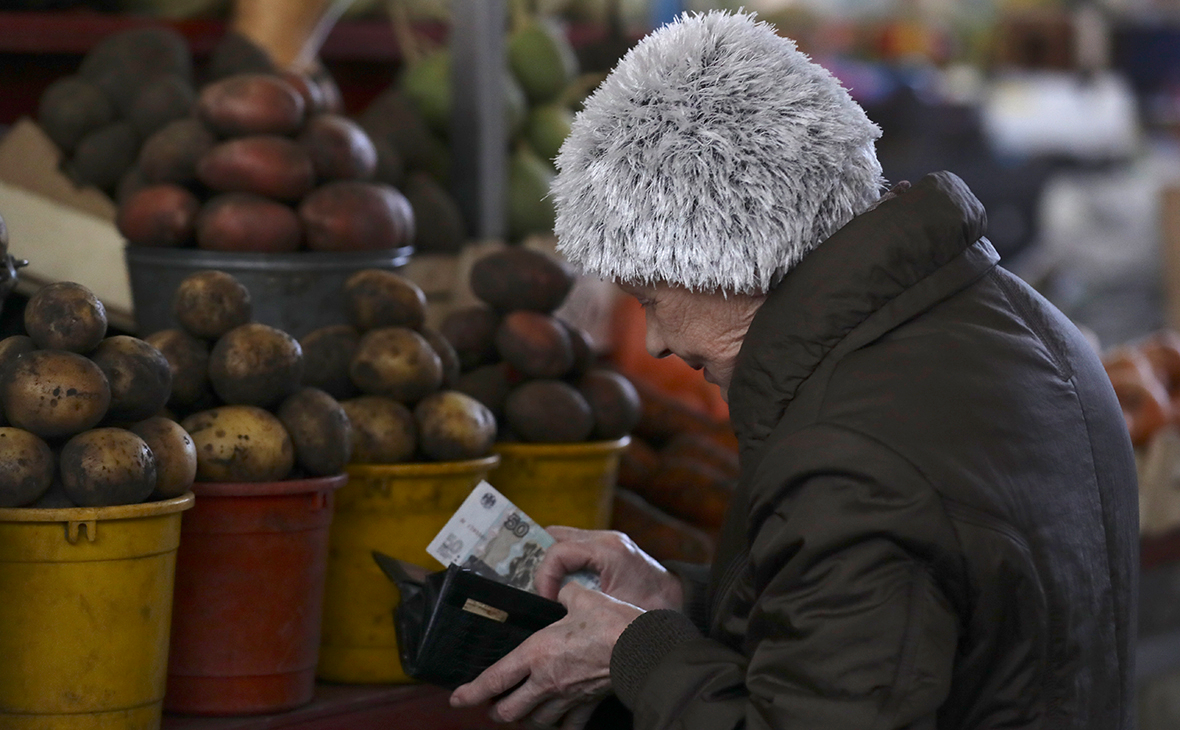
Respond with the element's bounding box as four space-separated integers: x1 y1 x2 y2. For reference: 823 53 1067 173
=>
610 609 702 710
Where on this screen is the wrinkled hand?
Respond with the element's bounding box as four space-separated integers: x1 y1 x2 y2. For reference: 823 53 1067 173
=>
450 583 643 729
534 527 683 611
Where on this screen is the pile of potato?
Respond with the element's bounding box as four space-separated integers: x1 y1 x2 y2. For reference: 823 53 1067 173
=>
440 247 641 444
116 67 413 254
0 281 196 508
36 27 342 203
144 270 351 483
298 269 498 463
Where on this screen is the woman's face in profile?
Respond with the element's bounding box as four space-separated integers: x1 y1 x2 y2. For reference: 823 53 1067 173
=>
617 281 764 400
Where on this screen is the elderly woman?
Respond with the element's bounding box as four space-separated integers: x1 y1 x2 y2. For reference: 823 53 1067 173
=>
451 12 1137 730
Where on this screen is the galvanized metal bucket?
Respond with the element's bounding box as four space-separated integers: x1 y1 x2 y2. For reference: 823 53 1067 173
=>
124 246 413 339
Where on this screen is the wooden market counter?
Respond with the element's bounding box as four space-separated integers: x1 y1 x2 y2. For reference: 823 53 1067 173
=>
162 683 515 730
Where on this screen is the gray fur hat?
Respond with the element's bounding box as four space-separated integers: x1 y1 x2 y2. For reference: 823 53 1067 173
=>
552 11 885 294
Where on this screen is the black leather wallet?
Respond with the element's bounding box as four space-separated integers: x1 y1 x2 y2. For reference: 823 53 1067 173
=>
372 551 567 688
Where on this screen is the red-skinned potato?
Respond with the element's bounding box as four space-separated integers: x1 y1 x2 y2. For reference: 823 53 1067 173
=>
299 181 414 252
197 73 305 137
196 136 315 201
298 114 378 182
196 193 303 253
117 184 200 247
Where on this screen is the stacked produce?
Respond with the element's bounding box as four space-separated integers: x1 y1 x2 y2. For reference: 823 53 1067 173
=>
612 380 741 562
298 269 498 463
143 270 352 482
1103 330 1180 448
35 27 343 204
116 68 413 254
0 280 196 508
437 247 641 445
358 5 597 247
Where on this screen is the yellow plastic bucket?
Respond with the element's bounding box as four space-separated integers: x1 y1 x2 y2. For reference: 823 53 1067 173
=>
317 456 500 684
488 437 631 531
0 494 194 730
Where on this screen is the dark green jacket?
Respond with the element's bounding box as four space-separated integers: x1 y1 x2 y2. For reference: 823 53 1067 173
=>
610 172 1138 729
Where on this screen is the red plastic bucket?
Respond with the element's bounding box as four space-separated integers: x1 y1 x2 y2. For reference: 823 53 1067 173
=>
164 475 346 716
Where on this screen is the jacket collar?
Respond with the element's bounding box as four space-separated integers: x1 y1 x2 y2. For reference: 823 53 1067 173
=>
727 171 993 460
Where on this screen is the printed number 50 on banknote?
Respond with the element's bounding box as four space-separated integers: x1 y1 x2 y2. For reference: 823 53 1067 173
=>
426 481 598 593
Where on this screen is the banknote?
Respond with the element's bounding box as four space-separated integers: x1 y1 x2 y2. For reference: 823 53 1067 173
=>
426 481 599 593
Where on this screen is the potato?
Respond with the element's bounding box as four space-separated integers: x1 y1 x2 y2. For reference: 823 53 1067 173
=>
137 118 216 185
277 388 352 476
60 428 157 507
208 323 303 408
204 31 275 83
126 74 196 138
196 135 316 202
299 325 360 400
578 369 640 440
198 73 306 137
172 270 253 340
299 181 414 252
90 336 173 423
280 71 328 116
341 396 416 463
298 113 378 182
143 329 212 411
0 335 35 378
182 405 294 483
130 416 197 499
564 321 595 376
196 193 304 253
4 350 111 439
117 184 200 248
69 122 139 192
470 247 574 313
453 363 516 418
25 282 108 353
495 311 573 379
343 269 426 331
36 75 114 155
439 306 500 371
414 391 496 461
0 428 55 507
421 327 460 387
350 327 442 403
116 167 149 205
504 380 593 443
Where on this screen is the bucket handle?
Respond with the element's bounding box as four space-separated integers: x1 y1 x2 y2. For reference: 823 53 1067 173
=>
66 520 97 544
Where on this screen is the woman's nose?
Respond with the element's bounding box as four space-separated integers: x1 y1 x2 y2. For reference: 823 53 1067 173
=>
645 322 671 359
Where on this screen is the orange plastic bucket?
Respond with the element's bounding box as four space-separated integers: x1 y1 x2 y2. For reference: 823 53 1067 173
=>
164 475 346 716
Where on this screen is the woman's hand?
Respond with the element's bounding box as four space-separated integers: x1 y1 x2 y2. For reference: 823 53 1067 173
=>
534 527 684 611
450 583 643 729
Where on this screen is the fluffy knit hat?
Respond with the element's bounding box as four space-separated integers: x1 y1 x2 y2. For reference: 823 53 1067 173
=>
552 11 885 294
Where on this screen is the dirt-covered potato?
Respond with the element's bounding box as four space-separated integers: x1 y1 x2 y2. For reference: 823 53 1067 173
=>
350 327 442 403
299 325 360 400
181 405 294 483
414 391 496 462
0 427 55 507
277 388 352 476
60 428 157 507
341 396 416 464
143 329 212 411
130 416 197 499
89 336 173 423
24 282 108 353
208 323 303 408
0 335 35 377
4 350 111 438
172 270 253 340
343 269 426 331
